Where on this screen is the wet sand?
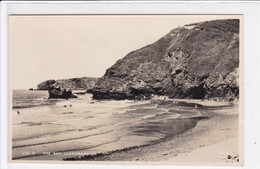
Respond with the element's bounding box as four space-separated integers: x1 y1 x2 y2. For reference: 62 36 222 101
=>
77 100 240 165
13 95 208 161
12 93 241 165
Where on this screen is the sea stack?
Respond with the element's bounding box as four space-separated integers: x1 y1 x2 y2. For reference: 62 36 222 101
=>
48 83 78 99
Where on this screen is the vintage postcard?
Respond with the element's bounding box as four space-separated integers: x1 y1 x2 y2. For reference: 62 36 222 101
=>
9 15 243 166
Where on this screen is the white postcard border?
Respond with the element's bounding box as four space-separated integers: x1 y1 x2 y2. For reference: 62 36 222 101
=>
1 1 260 169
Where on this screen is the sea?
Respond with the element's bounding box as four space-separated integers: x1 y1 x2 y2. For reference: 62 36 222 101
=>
12 89 213 161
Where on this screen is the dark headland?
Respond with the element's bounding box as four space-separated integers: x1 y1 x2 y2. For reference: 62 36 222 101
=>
36 19 239 102
37 77 98 91
89 19 239 102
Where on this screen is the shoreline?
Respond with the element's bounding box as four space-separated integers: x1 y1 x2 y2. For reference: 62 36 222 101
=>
12 94 240 164
71 101 239 164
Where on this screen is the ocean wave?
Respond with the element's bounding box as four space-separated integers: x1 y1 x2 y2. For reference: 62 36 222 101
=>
13 134 123 160
13 130 114 149
141 111 180 120
62 121 195 161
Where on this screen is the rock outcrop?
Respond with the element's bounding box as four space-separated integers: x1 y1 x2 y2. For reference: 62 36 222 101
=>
37 77 98 91
91 19 240 101
47 82 77 99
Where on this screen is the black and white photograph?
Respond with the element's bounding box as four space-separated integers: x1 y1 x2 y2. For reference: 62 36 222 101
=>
9 15 243 165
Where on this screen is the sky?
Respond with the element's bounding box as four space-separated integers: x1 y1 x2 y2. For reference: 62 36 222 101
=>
9 15 240 89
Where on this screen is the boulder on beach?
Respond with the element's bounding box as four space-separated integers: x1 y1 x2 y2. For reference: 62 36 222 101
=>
48 83 77 99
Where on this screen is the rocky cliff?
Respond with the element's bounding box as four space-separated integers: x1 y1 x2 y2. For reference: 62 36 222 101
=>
37 77 98 91
91 19 240 101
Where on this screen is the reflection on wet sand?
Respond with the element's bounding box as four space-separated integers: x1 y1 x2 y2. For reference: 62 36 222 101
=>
12 93 233 161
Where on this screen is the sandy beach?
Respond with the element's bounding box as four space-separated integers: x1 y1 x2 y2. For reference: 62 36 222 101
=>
76 100 241 166
12 91 241 165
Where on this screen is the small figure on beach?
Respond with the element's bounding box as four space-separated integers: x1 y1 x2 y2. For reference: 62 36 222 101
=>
17 111 20 115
